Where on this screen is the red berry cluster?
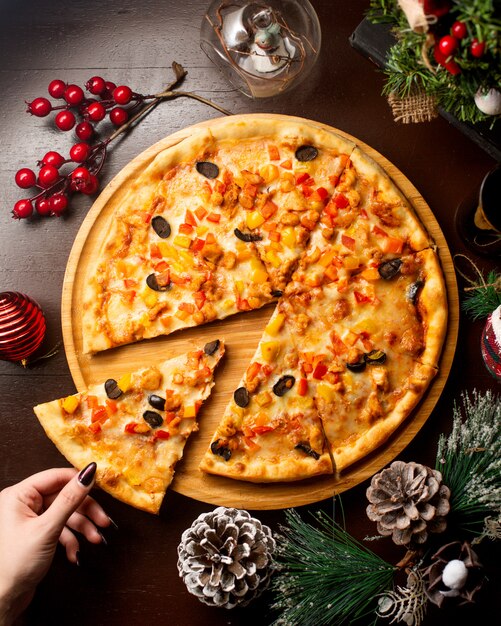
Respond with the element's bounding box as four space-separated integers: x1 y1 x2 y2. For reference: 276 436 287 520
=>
14 76 154 219
434 20 487 75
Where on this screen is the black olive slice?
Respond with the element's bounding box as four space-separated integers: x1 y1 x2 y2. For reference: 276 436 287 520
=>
146 273 172 292
204 339 220 356
151 215 171 239
378 258 402 280
211 439 232 461
271 289 283 298
234 387 250 408
407 280 424 304
234 228 263 242
196 161 219 179
104 378 123 399
365 350 387 365
346 359 366 373
142 410 164 428
295 442 320 460
295 145 318 162
148 394 166 411
273 375 295 396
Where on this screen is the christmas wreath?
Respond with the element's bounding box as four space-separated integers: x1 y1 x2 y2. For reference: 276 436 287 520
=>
366 0 501 124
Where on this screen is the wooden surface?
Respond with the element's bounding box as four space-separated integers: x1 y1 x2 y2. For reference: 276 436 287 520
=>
0 1 499 625
62 114 459 509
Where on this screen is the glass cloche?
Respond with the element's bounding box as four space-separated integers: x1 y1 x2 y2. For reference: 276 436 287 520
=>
201 0 321 98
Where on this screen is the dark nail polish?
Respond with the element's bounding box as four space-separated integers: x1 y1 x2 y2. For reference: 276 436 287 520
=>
78 462 97 487
98 530 108 546
108 516 119 530
75 551 81 567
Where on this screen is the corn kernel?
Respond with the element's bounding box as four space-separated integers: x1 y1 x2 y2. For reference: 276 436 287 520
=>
173 234 192 249
265 313 285 336
62 395 80 414
281 226 296 248
118 373 132 392
183 405 197 418
259 164 279 183
265 249 282 268
246 210 266 230
261 341 281 362
317 382 337 402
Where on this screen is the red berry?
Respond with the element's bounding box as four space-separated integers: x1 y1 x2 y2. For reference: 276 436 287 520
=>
471 39 486 58
80 174 99 195
55 110 76 131
70 142 92 162
75 121 94 141
101 81 117 100
109 107 129 126
86 102 106 122
48 79 67 99
64 84 85 106
15 168 37 189
35 197 52 216
86 76 107 95
41 151 65 168
70 166 92 190
451 21 467 40
26 97 52 117
49 193 69 215
439 35 458 57
112 85 133 105
445 60 461 75
38 165 60 188
12 199 33 219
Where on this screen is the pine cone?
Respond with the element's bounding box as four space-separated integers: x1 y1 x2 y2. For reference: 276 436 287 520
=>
423 541 484 607
177 506 276 608
366 460 451 546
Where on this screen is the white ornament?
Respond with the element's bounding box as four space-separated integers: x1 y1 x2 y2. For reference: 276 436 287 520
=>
441 559 468 590
474 88 501 116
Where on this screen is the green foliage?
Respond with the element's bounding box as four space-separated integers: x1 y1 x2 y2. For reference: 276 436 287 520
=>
462 270 501 320
367 0 501 125
270 509 396 626
436 390 501 533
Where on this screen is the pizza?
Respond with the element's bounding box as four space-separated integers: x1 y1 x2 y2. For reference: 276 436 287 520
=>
33 340 224 513
56 116 447 494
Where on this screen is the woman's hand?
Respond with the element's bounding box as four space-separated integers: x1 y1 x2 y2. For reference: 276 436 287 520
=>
0 463 110 625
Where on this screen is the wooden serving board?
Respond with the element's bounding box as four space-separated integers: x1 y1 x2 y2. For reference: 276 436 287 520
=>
62 114 459 510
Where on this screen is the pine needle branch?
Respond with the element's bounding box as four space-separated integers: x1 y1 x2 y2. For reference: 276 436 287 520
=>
270 509 396 626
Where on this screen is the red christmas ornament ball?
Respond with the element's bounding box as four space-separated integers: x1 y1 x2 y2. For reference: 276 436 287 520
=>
0 292 46 364
481 304 501 382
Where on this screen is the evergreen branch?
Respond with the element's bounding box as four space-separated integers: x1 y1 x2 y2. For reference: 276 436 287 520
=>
436 390 501 534
462 270 501 319
270 509 396 626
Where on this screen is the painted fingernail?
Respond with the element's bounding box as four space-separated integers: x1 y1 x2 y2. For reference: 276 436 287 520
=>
98 530 108 546
78 462 97 487
75 551 81 567
108 516 119 530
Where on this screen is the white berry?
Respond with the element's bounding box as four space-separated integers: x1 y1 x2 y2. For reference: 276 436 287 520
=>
442 559 468 590
474 88 501 116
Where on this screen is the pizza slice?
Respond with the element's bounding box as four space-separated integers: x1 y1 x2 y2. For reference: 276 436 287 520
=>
33 340 225 513
281 248 446 470
199 303 333 481
287 147 434 293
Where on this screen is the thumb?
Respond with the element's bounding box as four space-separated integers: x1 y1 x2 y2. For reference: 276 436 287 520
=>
41 462 97 535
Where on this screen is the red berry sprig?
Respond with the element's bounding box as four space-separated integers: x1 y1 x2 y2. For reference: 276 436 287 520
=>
14 62 231 220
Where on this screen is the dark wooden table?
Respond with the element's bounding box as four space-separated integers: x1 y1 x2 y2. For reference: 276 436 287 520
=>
1 1 499 624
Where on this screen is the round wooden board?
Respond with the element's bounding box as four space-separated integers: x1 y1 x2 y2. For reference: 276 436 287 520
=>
62 114 458 510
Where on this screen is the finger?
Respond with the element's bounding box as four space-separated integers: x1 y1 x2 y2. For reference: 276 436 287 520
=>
65 511 105 544
58 526 80 564
16 468 78 497
44 492 111 529
40 463 97 536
